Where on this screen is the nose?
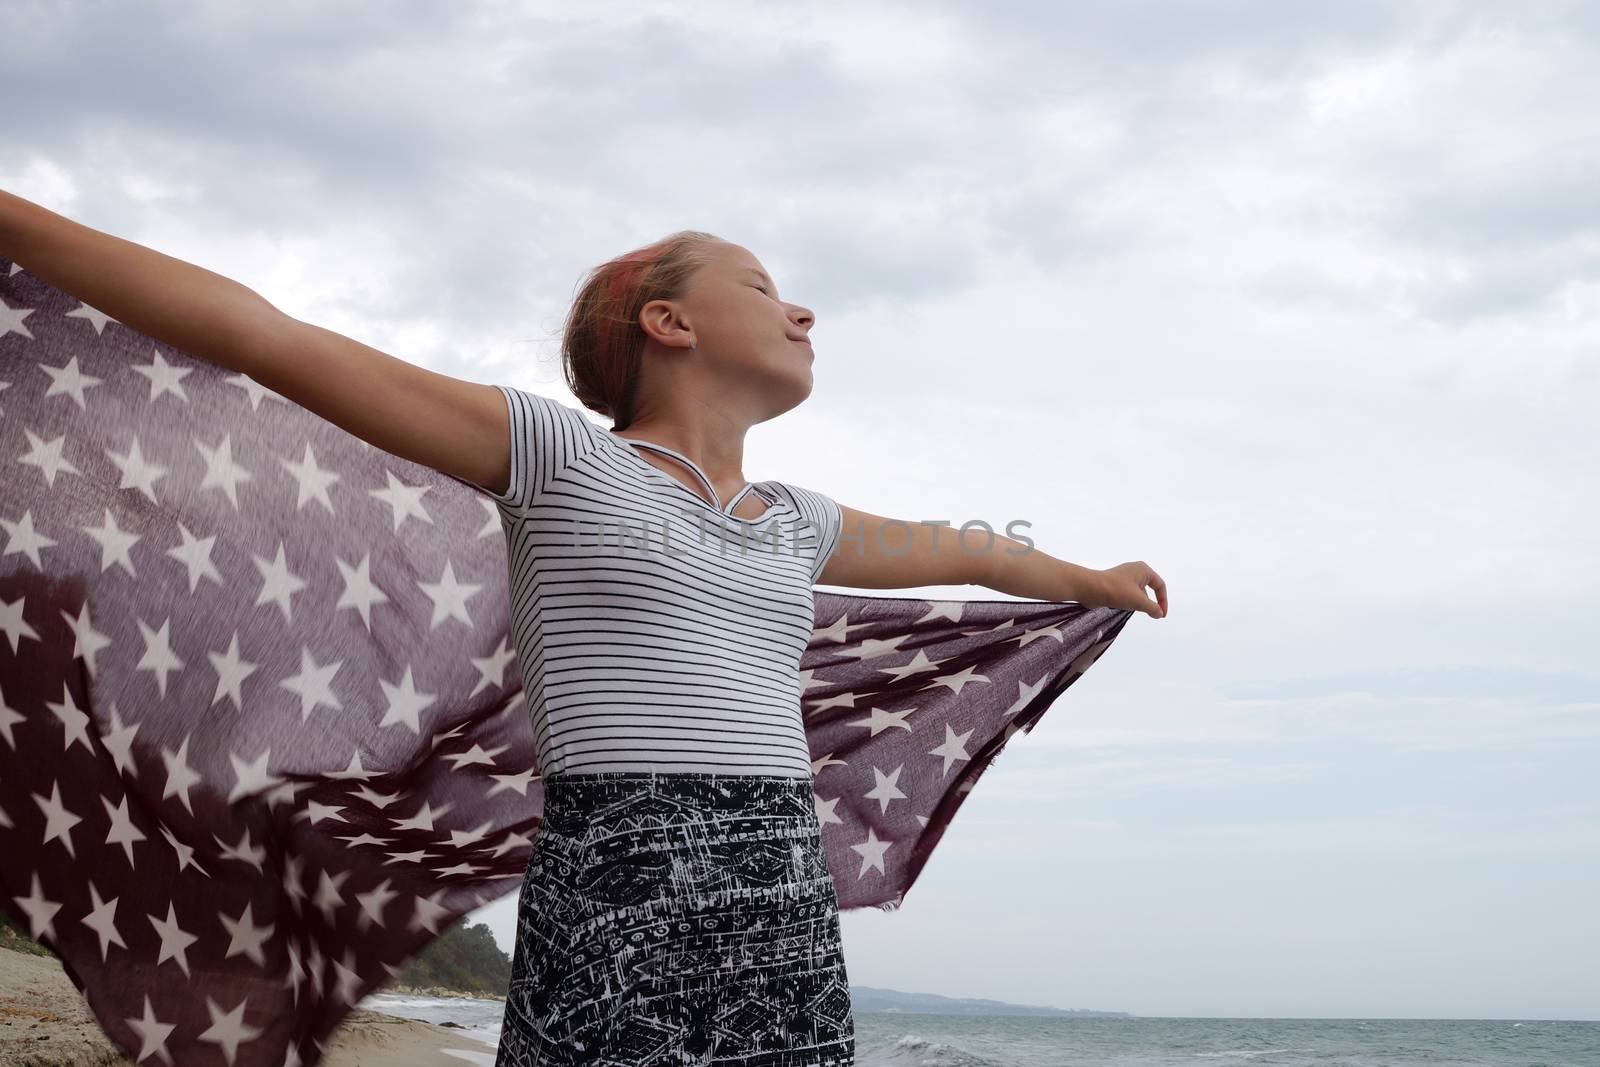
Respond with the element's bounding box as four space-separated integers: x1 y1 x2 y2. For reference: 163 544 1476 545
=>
789 305 814 330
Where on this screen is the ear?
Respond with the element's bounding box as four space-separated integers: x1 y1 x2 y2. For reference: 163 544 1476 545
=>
637 298 696 352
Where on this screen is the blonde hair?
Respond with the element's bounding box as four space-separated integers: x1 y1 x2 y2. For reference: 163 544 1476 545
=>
561 230 723 431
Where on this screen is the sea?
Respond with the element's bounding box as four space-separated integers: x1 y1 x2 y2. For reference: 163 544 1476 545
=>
358 994 1600 1066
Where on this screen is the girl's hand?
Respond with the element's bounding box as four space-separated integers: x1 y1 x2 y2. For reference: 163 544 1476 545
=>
1091 562 1168 619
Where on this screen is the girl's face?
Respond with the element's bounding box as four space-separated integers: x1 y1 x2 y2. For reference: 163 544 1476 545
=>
646 241 817 415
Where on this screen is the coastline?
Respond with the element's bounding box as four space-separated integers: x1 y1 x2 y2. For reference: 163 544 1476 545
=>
381 982 506 1002
0 946 497 1066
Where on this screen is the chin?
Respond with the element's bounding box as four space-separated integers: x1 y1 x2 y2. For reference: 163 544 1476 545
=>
766 372 813 417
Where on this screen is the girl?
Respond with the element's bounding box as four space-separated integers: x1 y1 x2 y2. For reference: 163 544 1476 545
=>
0 190 1167 1064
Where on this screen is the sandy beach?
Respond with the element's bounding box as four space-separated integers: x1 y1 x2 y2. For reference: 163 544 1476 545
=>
0 946 496 1066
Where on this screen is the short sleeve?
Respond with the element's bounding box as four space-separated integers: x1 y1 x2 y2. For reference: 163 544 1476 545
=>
768 481 843 585
479 384 597 508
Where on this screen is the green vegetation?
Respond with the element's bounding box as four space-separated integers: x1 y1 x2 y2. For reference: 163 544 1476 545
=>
391 920 512 997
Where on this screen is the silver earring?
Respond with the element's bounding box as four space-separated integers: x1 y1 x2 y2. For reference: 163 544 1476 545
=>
690 341 697 351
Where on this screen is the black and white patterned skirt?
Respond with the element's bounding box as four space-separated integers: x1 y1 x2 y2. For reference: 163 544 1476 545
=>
494 770 856 1066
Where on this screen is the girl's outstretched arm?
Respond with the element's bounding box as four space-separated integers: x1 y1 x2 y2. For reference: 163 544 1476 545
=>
819 501 1168 618
0 189 513 495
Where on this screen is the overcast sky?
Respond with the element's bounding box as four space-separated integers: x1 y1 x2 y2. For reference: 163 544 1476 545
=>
4 0 1595 1021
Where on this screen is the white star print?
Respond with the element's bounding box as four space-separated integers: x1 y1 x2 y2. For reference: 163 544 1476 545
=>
475 495 500 538
810 611 875 645
333 550 389 629
355 878 399 931
811 751 848 776
251 540 307 623
928 722 976 776
408 889 452 935
960 614 1020 637
329 948 364 1005
798 666 830 694
849 825 893 877
282 854 308 909
81 881 127 962
446 819 494 847
0 594 41 653
12 872 62 940
877 649 950 682
285 940 306 1004
129 348 193 404
313 868 351 924
847 704 917 736
102 792 147 866
806 690 858 713
298 800 347 826
159 736 202 815
34 780 83 858
16 427 80 487
124 995 175 1066
40 354 106 408
100 702 140 776
197 994 264 1064
64 300 117 334
417 558 481 629
848 634 913 660
194 431 253 509
328 749 379 780
45 683 93 754
442 742 507 771
207 632 259 712
0 295 36 339
165 521 224 594
158 823 211 877
1011 622 1069 648
489 829 534 859
377 664 436 734
227 748 284 805
368 469 433 532
383 848 430 868
352 782 403 809
0 692 23 750
106 434 168 505
281 442 341 514
214 826 267 873
917 601 965 624
918 664 991 695
148 902 199 977
134 615 185 698
222 370 285 411
84 507 140 577
1 508 57 568
863 763 908 814
391 799 451 833
219 901 274 967
486 766 539 798
1002 676 1049 720
279 645 344 720
60 600 113 677
468 635 517 696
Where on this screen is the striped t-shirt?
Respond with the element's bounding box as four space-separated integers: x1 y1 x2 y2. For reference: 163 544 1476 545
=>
475 385 843 779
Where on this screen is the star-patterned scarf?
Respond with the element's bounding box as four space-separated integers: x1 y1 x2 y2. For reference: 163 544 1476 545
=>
0 255 1133 1066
